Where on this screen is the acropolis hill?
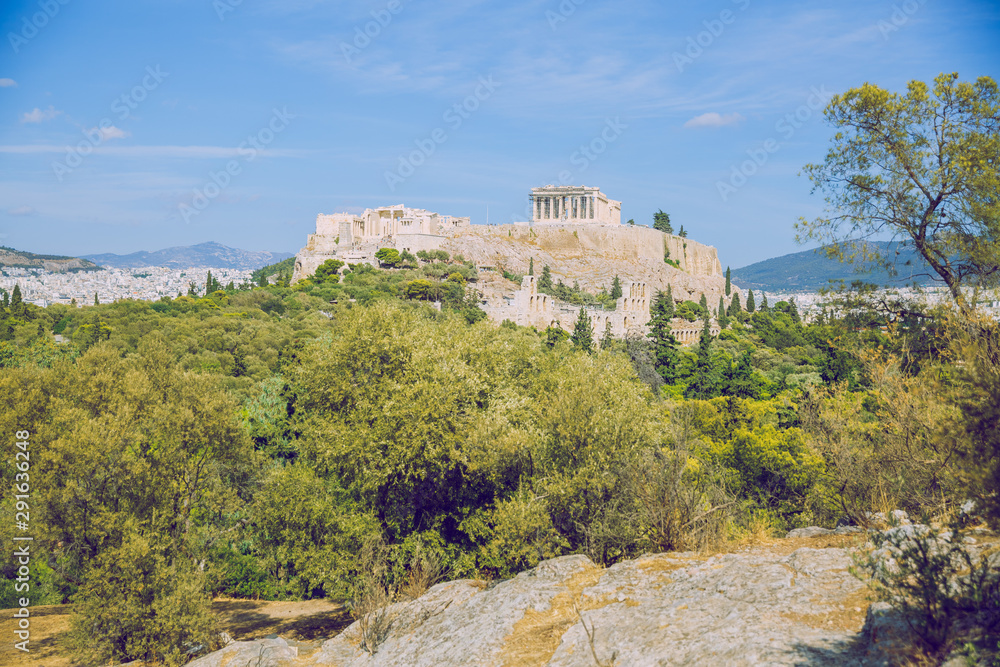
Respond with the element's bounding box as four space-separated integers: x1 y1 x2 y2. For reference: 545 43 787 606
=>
292 186 740 339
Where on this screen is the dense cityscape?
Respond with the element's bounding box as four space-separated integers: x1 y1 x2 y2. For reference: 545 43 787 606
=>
0 266 254 307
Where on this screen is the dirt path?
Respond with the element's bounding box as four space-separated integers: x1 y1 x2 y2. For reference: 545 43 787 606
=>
0 598 351 667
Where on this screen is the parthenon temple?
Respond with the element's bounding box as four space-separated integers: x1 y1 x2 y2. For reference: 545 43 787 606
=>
530 185 622 225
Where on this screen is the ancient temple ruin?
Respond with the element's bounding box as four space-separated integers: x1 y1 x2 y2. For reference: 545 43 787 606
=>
530 185 622 225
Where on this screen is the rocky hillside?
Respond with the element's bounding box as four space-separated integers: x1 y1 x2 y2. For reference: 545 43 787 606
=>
189 526 982 667
440 224 735 304
0 246 98 272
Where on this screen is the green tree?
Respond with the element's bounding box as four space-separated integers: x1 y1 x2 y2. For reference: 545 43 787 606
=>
724 351 765 399
678 225 687 238
727 293 742 318
759 292 768 312
725 267 731 296
544 324 569 348
529 257 534 276
663 284 676 319
94 293 100 306
375 248 401 268
653 210 674 234
798 73 1000 315
610 275 623 300
539 265 553 290
699 293 708 312
648 291 680 383
205 270 222 294
684 318 721 399
9 285 20 310
746 289 756 313
571 308 594 353
626 218 635 226
314 259 345 282
718 295 728 329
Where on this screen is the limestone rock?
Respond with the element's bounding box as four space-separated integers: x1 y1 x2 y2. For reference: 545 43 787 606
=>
187 637 299 667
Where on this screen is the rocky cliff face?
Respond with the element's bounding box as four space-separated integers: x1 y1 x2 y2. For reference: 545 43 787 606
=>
442 224 734 305
292 224 740 306
189 530 924 667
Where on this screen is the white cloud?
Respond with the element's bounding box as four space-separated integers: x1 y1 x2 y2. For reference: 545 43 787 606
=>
7 206 36 216
94 125 130 140
0 78 16 87
683 112 745 128
21 106 62 123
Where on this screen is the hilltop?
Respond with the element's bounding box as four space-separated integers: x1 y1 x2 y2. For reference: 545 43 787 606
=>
82 242 293 270
0 246 99 272
732 241 937 292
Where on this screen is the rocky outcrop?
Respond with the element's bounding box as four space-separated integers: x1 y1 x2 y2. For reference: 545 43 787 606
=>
190 532 917 666
442 224 733 305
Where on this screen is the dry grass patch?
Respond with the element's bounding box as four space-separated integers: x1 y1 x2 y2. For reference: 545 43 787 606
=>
501 565 610 667
780 587 873 633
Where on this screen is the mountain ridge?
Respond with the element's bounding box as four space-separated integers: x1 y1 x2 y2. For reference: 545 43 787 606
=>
82 242 294 270
732 241 938 292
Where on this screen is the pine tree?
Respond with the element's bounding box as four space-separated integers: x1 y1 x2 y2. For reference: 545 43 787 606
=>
663 284 676 319
727 292 741 317
718 295 728 328
626 218 635 226
528 257 534 276
788 297 801 323
539 265 553 290
699 293 708 313
725 267 731 296
571 308 594 353
653 210 674 234
759 293 768 311
11 284 22 309
746 289 756 313
678 225 687 238
610 275 623 299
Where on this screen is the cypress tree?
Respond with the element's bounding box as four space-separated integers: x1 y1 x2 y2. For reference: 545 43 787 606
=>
746 289 756 313
648 292 680 382
0 288 8 309
664 284 676 319
718 295 728 328
529 257 534 276
678 225 687 238
571 308 594 353
610 275 623 299
725 267 731 296
789 297 801 323
11 284 22 309
760 292 768 311
699 293 708 313
600 321 615 350
539 265 553 290
727 292 741 317
94 293 100 306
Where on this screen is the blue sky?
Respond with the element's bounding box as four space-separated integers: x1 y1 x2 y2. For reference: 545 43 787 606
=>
0 0 997 268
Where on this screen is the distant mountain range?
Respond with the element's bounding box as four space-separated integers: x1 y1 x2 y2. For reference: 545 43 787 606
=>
82 242 294 270
732 241 938 292
0 246 99 272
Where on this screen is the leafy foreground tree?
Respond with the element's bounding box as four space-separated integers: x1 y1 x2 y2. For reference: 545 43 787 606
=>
798 73 1000 314
0 337 252 665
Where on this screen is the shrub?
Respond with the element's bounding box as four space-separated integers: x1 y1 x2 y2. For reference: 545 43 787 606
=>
853 521 1000 656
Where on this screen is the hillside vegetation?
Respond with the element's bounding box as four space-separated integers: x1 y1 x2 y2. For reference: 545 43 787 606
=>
0 256 997 664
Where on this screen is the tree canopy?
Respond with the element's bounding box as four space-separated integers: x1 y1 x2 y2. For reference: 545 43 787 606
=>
798 73 1000 313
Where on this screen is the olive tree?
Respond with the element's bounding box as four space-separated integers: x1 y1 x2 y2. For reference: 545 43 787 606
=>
797 73 1000 314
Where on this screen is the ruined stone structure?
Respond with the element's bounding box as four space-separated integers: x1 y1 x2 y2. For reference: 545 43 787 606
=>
530 185 621 225
503 275 650 336
292 186 739 345
317 205 470 247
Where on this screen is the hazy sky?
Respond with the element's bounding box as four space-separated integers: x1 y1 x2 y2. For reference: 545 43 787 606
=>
1 0 997 267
